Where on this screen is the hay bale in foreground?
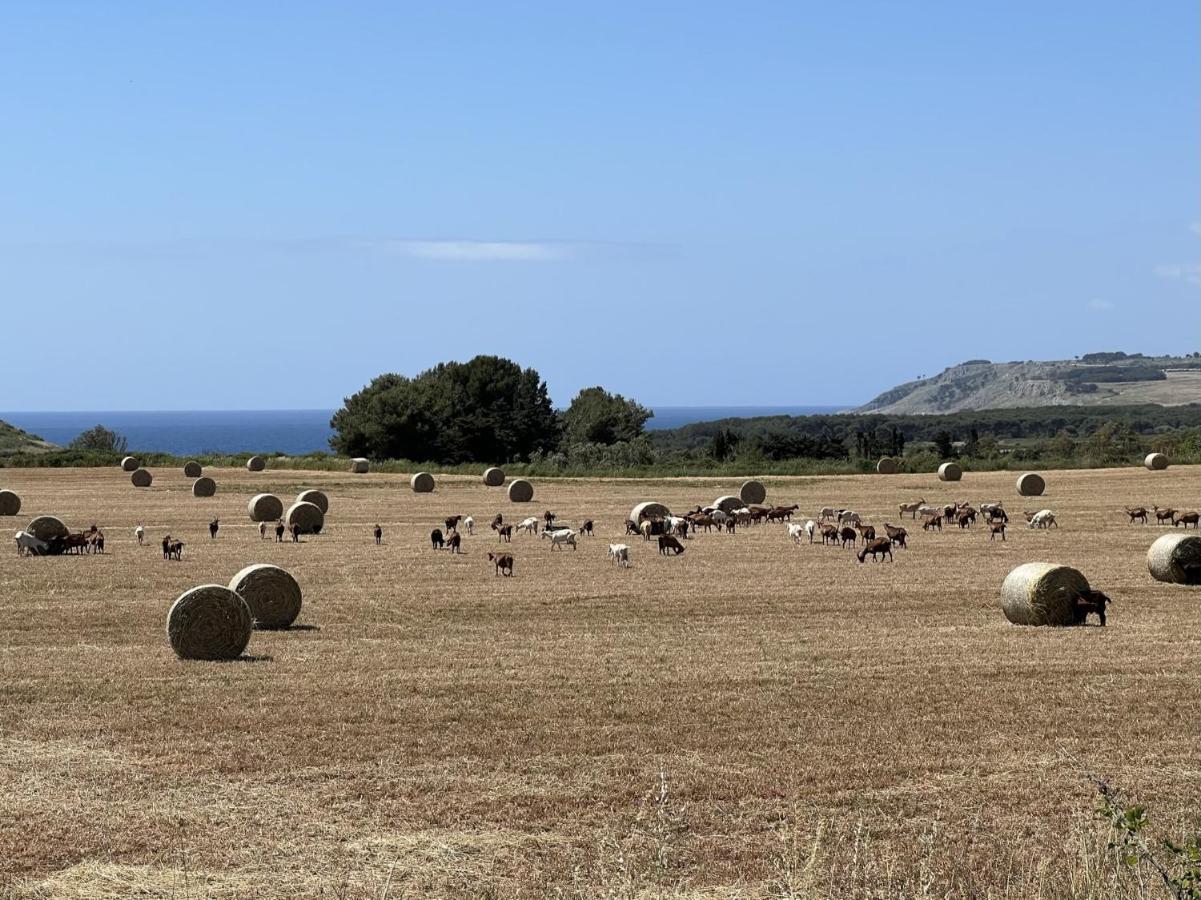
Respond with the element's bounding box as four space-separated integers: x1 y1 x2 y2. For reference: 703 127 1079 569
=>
191 476 216 497
1147 534 1201 586
1000 562 1090 626
630 501 671 524
166 585 252 660
229 564 302 629
246 456 266 472
27 515 68 543
0 490 21 516
714 495 743 514
938 462 963 482
286 500 324 534
247 493 284 522
350 458 369 474
411 472 435 493
507 479 534 503
130 468 153 488
120 456 140 472
739 480 767 505
183 461 203 478
296 489 329 514
1017 472 1045 496
877 458 898 475
1144 453 1169 471
483 467 505 487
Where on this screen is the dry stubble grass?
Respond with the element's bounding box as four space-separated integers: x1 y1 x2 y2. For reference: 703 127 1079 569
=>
0 466 1198 898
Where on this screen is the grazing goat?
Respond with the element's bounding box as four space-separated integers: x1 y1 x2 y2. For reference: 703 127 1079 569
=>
803 519 816 543
260 522 268 540
90 531 105 554
373 524 382 545
275 520 285 542
162 536 184 560
839 526 857 548
496 524 513 542
543 510 557 528
819 506 837 521
517 517 540 536
1073 589 1111 626
673 519 690 540
787 522 805 544
1124 506 1148 525
541 528 577 551
444 515 462 533
658 534 685 555
209 518 219 540
690 514 716 533
898 499 925 519
464 516 475 535
838 510 861 526
15 530 49 557
625 519 640 535
487 552 514 576
1028 510 1057 529
1173 511 1199 529
883 523 907 548
1154 506 1176 525
724 518 736 534
857 537 893 563
430 528 444 550
957 510 974 528
608 543 630 567
291 523 301 543
490 514 503 531
580 519 594 537
135 524 145 545
989 521 1006 541
819 523 839 545
856 523 876 544
639 519 654 541
917 504 941 519
921 514 942 532
445 532 462 553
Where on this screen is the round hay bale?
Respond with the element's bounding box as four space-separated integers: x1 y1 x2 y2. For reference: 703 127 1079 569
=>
247 493 284 522
1000 562 1090 626
350 457 369 474
120 456 140 472
1016 472 1046 496
1147 533 1201 586
0 490 21 516
876 457 898 475
229 564 302 629
27 515 68 543
166 585 252 660
507 479 534 503
483 466 505 487
246 456 266 472
411 472 435 493
938 462 963 482
630 501 671 524
183 460 203 478
285 500 324 534
739 480 767 505
296 489 329 514
130 468 153 488
714 495 743 514
191 476 217 497
1144 452 1169 471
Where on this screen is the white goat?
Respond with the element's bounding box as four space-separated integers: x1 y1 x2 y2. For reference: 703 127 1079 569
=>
787 522 805 544
1028 509 1058 529
464 516 475 535
803 519 816 543
135 524 145 545
608 543 630 567
517 516 540 536
542 528 577 550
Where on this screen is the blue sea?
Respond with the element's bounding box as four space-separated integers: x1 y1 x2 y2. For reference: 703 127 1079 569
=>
1 406 848 456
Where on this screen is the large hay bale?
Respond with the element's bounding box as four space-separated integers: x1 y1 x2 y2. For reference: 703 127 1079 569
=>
246 456 266 472
739 480 767 505
483 467 505 487
1000 562 1090 626
938 462 963 482
714 495 743 514
508 479 534 502
166 585 253 660
1147 533 1201 585
130 468 153 488
630 501 671 524
120 456 140 472
191 476 217 497
350 458 369 474
1016 472 1046 496
296 489 329 514
1144 453 1169 471
247 493 284 522
411 472 435 493
27 515 68 543
286 500 324 534
0 490 21 516
183 461 203 478
876 457 898 475
229 564 303 629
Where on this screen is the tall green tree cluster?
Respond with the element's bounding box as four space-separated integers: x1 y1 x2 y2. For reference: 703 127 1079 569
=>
560 387 652 445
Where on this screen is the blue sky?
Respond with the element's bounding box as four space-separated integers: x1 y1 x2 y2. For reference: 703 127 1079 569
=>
1 2 1197 411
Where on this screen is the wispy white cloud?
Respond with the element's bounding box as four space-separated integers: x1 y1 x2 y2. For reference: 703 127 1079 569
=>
357 239 572 261
1154 262 1201 285
1087 298 1115 311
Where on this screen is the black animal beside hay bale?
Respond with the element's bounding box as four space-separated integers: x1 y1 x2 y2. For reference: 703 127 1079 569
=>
1000 562 1090 626
247 493 284 522
27 515 69 544
1147 534 1201 586
1017 472 1046 496
630 501 671 524
876 458 898 475
286 500 324 534
411 472 435 493
0 489 21 516
130 468 153 488
166 585 253 660
183 461 203 478
938 462 963 482
246 456 266 472
739 480 767 505
192 476 217 497
1144 453 1169 471
296 489 329 514
483 467 505 487
507 479 534 502
713 495 743 514
229 564 302 629
350 458 369 474
120 456 140 472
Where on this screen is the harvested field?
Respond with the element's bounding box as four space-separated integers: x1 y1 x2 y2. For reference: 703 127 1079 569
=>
1 464 1198 897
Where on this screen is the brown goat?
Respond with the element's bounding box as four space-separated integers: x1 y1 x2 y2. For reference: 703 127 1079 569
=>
921 514 942 532
1173 511 1199 529
658 534 685 555
487 552 514 576
883 523 907 548
989 521 1006 541
1124 506 1148 525
1073 589 1111 626
857 537 893 563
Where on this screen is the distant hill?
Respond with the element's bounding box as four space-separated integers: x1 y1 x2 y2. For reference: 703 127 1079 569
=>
856 352 1201 414
0 419 57 456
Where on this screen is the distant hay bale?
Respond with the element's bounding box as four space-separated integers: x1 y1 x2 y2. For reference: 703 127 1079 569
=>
247 493 284 522
1016 472 1046 496
191 476 217 497
130 468 153 488
714 495 743 514
120 456 140 472
483 467 505 487
739 480 767 505
411 472 435 493
166 585 253 660
1147 534 1201 586
286 500 324 534
246 456 266 472
183 461 203 478
876 458 898 475
27 515 68 543
630 501 671 524
350 458 369 474
938 462 963 482
507 479 534 503
1000 562 1090 626
296 489 329 514
228 564 302 629
0 490 21 516
1144 453 1169 471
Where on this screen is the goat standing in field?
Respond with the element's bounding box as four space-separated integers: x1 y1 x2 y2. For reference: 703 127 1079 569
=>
464 516 475 535
839 526 857 548
787 522 805 544
542 528 577 551
1073 589 1112 626
1173 511 1199 529
608 543 630 567
487 551 513 576
898 499 925 520
260 522 268 540
579 519 594 537
658 534 685 555
275 520 286 542
373 524 382 545
857 537 893 563
430 528 444 550
496 524 513 542
1028 510 1057 529
135 524 145 545
1125 506 1148 525
209 518 219 540
990 521 1006 541
446 532 462 553
883 523 907 548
